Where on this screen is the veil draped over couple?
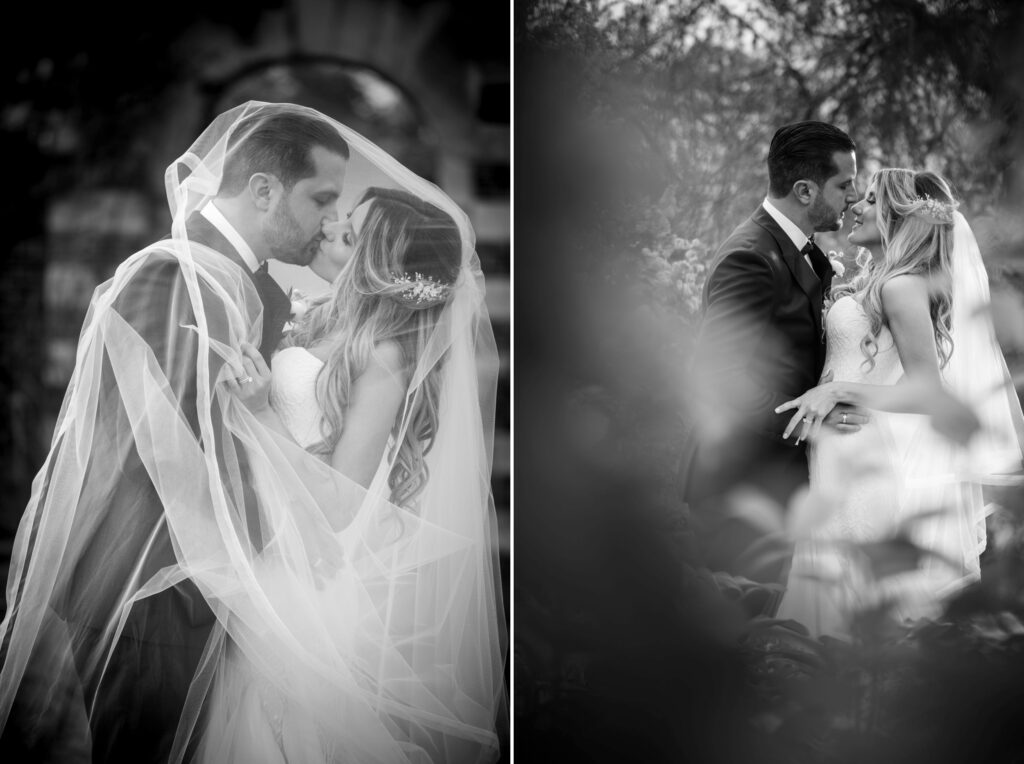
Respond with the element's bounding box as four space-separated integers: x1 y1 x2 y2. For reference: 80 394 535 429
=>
681 120 1024 639
0 102 506 763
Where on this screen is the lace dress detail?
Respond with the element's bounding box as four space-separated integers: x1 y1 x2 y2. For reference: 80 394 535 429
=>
778 295 912 638
193 346 405 761
269 346 329 449
807 295 905 540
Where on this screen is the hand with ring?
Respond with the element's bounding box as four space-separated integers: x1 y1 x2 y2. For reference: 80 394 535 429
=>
775 381 845 444
223 342 273 413
822 402 868 434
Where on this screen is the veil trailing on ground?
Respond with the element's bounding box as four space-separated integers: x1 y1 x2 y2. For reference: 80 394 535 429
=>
0 102 506 763
895 210 1024 607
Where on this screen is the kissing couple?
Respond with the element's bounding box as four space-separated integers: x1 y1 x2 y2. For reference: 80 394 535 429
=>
680 120 1024 638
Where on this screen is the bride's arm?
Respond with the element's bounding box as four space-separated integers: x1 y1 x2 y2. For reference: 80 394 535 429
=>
326 340 406 488
777 275 976 442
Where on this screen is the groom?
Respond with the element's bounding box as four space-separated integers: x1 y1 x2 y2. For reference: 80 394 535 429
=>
56 110 350 763
679 120 867 605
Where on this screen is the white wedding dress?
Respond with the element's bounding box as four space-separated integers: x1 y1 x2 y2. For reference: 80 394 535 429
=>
776 210 1024 640
193 346 429 764
777 295 920 639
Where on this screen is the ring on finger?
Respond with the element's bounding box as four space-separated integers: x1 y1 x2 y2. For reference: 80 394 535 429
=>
238 376 254 384
841 412 848 424
801 417 811 424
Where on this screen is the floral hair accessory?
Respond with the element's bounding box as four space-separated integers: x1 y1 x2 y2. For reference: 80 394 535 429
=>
390 271 453 307
915 195 958 223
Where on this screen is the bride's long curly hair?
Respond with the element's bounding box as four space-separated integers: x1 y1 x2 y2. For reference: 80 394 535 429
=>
840 168 957 371
286 187 461 508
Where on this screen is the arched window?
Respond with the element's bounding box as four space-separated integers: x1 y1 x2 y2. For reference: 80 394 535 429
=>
206 55 438 180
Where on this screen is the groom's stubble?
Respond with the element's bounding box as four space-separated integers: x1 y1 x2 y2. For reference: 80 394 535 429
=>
264 194 321 267
807 193 844 233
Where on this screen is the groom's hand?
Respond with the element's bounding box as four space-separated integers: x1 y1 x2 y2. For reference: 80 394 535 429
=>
823 403 868 433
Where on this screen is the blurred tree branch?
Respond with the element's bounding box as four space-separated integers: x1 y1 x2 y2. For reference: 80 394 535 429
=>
521 0 1023 250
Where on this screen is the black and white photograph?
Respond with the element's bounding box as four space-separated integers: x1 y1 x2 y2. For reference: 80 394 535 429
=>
5 0 1024 762
0 1 508 762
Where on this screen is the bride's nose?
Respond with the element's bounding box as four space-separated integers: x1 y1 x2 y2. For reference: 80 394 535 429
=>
850 199 865 216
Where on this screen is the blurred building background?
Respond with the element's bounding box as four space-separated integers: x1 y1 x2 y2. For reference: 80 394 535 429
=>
0 0 508 639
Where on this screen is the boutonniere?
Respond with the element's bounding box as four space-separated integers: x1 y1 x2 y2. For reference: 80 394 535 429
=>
821 250 846 324
826 250 846 279
820 255 844 342
282 287 310 334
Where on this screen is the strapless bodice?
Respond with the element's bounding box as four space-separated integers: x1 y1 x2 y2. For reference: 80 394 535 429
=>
270 346 328 449
821 295 904 385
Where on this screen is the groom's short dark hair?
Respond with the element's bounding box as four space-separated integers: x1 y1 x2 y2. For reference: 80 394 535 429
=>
767 121 855 198
219 111 350 197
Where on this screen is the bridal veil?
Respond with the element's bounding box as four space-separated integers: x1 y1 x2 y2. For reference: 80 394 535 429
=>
896 210 1024 606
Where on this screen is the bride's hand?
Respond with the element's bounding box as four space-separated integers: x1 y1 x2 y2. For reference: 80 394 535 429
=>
223 342 272 413
775 382 843 444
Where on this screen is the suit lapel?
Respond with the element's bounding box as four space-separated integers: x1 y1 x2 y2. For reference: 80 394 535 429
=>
751 207 825 342
253 269 291 362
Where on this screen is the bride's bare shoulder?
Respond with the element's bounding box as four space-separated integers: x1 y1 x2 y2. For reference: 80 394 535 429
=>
879 274 931 314
369 339 405 374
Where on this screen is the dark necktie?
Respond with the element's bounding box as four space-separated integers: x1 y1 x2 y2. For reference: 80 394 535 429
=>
801 238 833 296
250 262 290 363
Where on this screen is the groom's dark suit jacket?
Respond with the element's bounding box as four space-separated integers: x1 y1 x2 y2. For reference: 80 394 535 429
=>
45 213 291 762
678 205 831 586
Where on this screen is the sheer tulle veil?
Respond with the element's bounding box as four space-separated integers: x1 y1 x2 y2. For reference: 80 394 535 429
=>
0 101 507 762
897 210 1024 600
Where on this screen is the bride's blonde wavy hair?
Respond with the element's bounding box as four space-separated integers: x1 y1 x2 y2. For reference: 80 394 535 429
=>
838 168 957 370
286 187 461 508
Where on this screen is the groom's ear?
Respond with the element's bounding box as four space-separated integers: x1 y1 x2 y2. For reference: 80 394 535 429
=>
793 179 816 206
248 172 279 211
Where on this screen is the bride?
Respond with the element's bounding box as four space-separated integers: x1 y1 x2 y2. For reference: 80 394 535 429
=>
775 168 1024 639
204 184 497 763
0 102 506 763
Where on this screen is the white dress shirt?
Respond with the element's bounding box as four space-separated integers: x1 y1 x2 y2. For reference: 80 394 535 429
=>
200 202 261 273
762 197 815 269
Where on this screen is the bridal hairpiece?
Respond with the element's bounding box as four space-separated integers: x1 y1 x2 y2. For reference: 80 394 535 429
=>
390 271 453 307
915 194 958 223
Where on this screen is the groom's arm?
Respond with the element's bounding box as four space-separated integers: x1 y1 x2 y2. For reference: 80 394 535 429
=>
112 253 234 436
693 248 797 442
